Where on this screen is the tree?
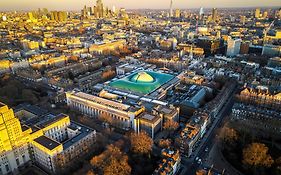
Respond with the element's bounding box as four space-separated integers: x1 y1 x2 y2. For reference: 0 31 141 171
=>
242 143 274 168
276 156 281 165
90 145 131 175
103 156 131 175
68 71 75 80
86 170 95 175
158 139 171 149
276 157 281 174
219 126 238 144
21 89 38 104
100 113 114 129
196 170 209 175
1 74 10 82
130 131 153 155
163 119 179 137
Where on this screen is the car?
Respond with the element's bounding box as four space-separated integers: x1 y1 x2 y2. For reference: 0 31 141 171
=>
205 148 209 152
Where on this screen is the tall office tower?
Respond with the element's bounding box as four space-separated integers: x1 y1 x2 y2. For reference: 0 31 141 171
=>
38 8 42 16
50 11 67 22
58 11 67 22
277 8 281 19
53 11 59 21
2 15 7 21
263 11 268 18
227 37 242 57
105 7 109 17
255 8 261 18
82 5 87 17
27 12 34 20
42 8 48 15
199 7 204 18
170 0 173 17
112 6 116 14
212 8 218 21
88 7 92 15
240 15 246 25
175 9 181 18
96 0 104 18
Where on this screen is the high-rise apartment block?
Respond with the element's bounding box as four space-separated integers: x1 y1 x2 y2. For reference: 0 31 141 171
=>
227 37 242 57
255 8 261 18
212 8 218 21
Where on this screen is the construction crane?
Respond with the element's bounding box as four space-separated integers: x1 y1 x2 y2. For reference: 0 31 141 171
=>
263 20 274 44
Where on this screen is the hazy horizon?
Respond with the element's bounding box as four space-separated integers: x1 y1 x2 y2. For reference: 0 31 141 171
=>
0 0 280 11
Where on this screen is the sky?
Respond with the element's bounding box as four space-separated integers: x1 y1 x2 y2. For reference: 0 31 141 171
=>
0 0 280 11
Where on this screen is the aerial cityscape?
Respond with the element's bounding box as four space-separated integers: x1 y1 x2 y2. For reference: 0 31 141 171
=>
0 0 280 175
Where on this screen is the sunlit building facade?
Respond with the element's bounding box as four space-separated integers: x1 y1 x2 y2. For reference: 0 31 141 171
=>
66 91 145 131
65 90 179 138
0 103 31 175
0 102 96 174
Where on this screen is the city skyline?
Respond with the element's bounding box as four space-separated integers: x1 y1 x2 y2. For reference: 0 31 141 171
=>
0 0 281 11
0 0 280 174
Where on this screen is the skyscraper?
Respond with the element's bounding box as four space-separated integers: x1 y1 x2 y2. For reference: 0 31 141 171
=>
170 0 173 17
199 7 204 17
227 37 242 57
278 8 281 19
212 8 218 21
95 0 104 18
255 8 261 18
175 9 181 18
50 11 67 22
240 15 246 25
112 6 116 14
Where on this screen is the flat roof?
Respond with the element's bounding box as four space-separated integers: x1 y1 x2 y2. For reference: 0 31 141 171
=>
139 113 161 123
14 103 49 117
142 113 156 121
21 124 30 132
63 122 94 149
34 135 61 150
72 91 131 111
36 114 68 129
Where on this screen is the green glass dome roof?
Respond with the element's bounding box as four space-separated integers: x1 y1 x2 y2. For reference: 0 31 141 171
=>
109 71 174 94
130 72 155 83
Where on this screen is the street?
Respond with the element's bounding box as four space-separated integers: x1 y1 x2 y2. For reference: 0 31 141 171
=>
179 87 236 175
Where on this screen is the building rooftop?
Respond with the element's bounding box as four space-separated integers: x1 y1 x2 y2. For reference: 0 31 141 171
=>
62 122 95 149
14 103 49 117
181 124 199 140
35 113 69 129
109 70 174 94
72 91 131 111
34 135 61 151
21 124 30 132
139 113 161 124
233 103 281 119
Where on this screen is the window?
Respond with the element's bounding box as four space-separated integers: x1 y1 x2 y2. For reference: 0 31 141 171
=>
5 165 9 172
22 155 26 162
16 158 20 166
